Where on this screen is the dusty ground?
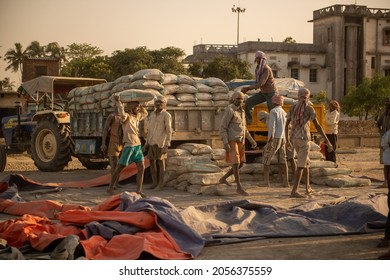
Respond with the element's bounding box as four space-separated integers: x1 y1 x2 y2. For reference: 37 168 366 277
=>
0 147 389 260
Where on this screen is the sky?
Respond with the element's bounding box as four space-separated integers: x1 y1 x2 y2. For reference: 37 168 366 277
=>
1 0 389 85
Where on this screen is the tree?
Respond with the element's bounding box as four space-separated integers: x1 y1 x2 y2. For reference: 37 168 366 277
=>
25 41 45 57
341 75 390 120
198 55 253 81
4 43 28 78
109 47 153 78
66 43 104 60
1 77 15 91
150 47 187 74
283 37 296 44
45 42 68 68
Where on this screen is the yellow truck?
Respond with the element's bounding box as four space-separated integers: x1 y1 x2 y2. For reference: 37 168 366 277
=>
247 103 326 144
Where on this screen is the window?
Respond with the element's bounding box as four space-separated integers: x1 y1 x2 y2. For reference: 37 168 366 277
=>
327 26 333 43
309 69 317 82
385 69 390 77
371 57 376 69
384 29 390 46
291 69 299 80
35 66 47 76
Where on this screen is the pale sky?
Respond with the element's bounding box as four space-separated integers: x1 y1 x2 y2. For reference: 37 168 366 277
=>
1 0 389 85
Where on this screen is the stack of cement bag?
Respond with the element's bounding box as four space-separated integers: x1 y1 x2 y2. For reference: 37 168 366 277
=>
307 142 370 187
163 142 371 195
67 69 234 111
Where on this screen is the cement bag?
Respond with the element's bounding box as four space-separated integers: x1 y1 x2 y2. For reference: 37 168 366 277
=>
176 84 198 94
196 92 213 101
177 74 195 85
166 155 210 166
131 69 164 82
213 93 230 101
239 163 256 174
251 163 265 174
214 100 230 107
79 95 96 104
111 82 131 93
101 99 113 109
186 172 226 185
175 93 197 102
185 163 222 174
309 151 324 160
311 175 371 187
211 86 229 94
162 73 178 85
177 143 213 155
309 160 337 168
196 100 214 107
200 77 226 87
310 167 352 177
69 103 82 110
167 148 191 157
161 84 179 95
93 90 111 101
81 103 96 110
117 89 155 103
196 83 213 93
129 79 164 91
114 75 133 84
212 149 226 160
309 141 321 152
166 95 180 106
68 87 87 98
176 102 196 107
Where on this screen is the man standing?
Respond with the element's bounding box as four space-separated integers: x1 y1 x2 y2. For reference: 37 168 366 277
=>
101 105 122 187
241 50 277 124
143 95 172 190
377 96 390 187
259 95 290 188
324 100 340 164
219 92 257 196
285 88 333 198
107 95 148 197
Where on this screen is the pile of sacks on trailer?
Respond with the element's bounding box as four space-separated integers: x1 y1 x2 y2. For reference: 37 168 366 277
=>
163 142 371 196
66 69 231 111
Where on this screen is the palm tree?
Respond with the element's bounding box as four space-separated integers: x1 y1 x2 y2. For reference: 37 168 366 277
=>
1 77 16 91
45 41 68 70
25 40 45 57
4 42 28 79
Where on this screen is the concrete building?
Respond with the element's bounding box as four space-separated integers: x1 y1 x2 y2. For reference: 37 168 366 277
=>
22 57 60 82
184 4 390 102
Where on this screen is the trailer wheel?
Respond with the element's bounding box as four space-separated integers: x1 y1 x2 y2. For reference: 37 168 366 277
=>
78 155 109 170
0 145 6 172
31 119 73 172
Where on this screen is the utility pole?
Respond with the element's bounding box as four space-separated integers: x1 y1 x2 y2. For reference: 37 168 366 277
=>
232 5 245 45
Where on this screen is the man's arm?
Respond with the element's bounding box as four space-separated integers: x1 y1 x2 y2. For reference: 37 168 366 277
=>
242 68 270 92
220 108 233 151
313 118 333 151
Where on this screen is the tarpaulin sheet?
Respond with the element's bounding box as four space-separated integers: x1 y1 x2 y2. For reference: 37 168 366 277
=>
0 191 205 260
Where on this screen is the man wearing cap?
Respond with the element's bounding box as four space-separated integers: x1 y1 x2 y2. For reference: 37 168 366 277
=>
143 95 172 190
241 50 277 124
285 88 333 198
258 95 290 188
219 91 257 196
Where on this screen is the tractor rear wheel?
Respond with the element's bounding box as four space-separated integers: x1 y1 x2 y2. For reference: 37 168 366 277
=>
0 145 6 172
31 119 73 172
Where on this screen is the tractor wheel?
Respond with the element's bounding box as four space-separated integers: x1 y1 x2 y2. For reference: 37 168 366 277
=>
78 155 109 170
0 145 6 172
31 119 73 172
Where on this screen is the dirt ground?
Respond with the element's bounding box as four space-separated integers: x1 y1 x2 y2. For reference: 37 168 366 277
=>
0 147 389 260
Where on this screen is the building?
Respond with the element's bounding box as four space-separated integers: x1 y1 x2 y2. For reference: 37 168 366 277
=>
184 4 390 102
22 57 60 82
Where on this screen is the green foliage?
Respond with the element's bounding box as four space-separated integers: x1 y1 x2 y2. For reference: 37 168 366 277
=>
150 47 187 75
283 37 296 43
4 42 28 74
192 55 253 81
25 41 45 57
312 90 329 105
66 43 104 60
341 74 390 120
62 56 112 80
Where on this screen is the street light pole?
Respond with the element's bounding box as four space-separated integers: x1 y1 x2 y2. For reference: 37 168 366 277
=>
232 5 245 45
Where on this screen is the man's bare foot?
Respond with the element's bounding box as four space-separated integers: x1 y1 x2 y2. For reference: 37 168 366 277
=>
305 188 314 194
219 178 232 186
290 192 305 198
106 187 115 195
237 187 249 196
136 191 146 198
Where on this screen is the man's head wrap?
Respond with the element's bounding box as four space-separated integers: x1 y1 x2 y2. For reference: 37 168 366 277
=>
231 91 245 100
271 94 284 106
257 110 269 123
292 88 311 126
